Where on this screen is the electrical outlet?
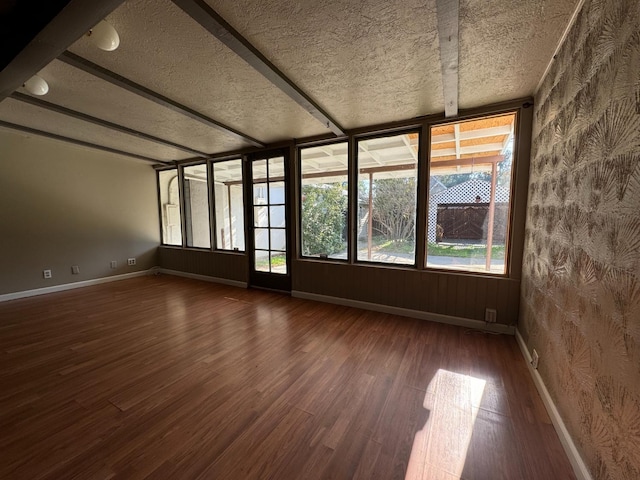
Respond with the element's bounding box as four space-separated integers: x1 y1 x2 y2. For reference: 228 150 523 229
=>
43 269 52 279
485 308 497 323
110 260 117 269
127 258 136 266
71 265 80 275
531 349 540 369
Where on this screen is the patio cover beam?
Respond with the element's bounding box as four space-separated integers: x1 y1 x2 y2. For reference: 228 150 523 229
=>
431 155 504 169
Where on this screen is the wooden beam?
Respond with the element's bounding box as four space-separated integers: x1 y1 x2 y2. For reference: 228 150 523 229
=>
431 155 504 169
0 0 125 101
358 142 384 166
361 163 416 175
431 125 513 144
453 124 461 158
501 129 514 154
261 157 500 187
0 0 70 70
11 92 209 157
302 162 419 183
436 0 459 118
432 143 506 158
58 51 265 148
0 120 167 164
402 134 418 162
171 0 345 137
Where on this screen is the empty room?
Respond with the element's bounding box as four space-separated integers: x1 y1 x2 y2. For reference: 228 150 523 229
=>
1 0 638 479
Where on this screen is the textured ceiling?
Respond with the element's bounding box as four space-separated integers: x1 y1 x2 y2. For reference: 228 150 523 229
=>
0 97 190 161
0 0 581 163
205 0 444 129
458 0 580 108
28 60 251 155
68 0 328 143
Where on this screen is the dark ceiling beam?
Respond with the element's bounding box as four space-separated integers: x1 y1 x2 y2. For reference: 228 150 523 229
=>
58 51 265 148
0 0 126 101
171 0 345 137
0 0 70 71
0 120 167 164
435 0 459 118
11 92 209 158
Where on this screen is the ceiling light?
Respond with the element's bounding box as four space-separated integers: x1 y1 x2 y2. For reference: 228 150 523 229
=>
87 20 120 51
23 75 49 96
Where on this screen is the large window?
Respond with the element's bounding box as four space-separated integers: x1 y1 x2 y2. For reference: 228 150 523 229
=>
426 112 516 274
158 168 182 246
183 164 211 248
356 132 419 265
212 159 245 251
300 142 348 259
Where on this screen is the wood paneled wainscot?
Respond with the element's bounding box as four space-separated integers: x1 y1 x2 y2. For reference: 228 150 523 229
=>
293 261 520 329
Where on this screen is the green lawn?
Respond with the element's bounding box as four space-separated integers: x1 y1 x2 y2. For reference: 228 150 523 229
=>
255 254 287 269
376 239 415 254
427 243 505 258
377 239 505 258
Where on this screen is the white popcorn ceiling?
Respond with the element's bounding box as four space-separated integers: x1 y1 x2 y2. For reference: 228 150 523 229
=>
34 60 251 155
205 0 579 119
1 0 580 162
0 98 191 161
205 0 444 129
458 0 580 108
68 0 328 143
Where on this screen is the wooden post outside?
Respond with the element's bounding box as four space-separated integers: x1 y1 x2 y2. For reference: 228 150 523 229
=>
486 162 497 271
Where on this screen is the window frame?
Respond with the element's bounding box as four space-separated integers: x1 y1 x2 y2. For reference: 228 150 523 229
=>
297 139 350 263
181 162 212 250
352 127 422 269
155 100 530 281
423 109 520 277
211 157 246 253
157 166 184 247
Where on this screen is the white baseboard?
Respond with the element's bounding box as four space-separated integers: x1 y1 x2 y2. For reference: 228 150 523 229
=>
0 270 155 303
515 329 592 480
157 268 247 289
292 291 515 335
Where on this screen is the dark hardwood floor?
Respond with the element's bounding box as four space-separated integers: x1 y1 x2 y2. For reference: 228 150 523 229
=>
0 275 575 479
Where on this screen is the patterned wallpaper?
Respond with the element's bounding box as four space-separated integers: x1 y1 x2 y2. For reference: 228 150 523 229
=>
520 0 640 479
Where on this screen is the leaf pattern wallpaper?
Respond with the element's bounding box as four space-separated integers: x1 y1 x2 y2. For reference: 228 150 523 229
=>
520 0 640 478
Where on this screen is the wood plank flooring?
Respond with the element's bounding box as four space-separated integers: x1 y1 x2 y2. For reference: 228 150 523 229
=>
0 275 575 479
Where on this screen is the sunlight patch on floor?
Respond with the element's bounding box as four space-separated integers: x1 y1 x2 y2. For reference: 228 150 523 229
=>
406 369 486 479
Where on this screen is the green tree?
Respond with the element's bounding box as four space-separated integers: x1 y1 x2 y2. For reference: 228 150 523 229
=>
301 183 347 255
371 177 416 242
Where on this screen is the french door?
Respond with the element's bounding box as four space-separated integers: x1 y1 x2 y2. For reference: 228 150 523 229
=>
246 150 291 292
